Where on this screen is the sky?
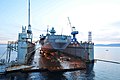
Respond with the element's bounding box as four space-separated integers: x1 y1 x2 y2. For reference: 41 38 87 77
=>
1 0 120 44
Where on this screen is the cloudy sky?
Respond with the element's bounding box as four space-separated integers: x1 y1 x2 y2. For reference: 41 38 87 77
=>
0 0 120 44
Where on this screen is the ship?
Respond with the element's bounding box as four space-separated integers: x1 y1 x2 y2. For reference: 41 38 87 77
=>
39 18 94 61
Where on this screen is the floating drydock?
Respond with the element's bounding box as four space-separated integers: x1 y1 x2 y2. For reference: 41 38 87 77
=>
0 0 94 74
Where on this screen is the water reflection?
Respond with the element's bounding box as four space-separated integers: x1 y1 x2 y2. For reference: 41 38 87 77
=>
64 63 95 80
42 72 67 80
85 63 95 80
3 72 28 80
28 72 45 80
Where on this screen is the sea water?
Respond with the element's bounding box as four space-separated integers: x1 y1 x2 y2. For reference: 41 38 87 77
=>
0 44 120 80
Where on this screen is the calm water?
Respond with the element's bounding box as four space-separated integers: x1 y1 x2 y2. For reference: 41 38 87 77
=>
0 45 120 80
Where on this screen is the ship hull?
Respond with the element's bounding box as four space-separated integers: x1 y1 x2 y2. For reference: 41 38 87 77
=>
40 35 71 53
41 42 55 53
41 41 71 53
41 41 94 61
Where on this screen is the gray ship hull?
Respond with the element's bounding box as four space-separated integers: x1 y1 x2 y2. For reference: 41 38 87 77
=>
41 40 71 53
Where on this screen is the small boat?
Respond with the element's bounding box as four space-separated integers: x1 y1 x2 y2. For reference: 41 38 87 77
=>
106 49 109 51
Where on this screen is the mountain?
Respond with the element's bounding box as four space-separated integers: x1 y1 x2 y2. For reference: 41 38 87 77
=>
95 43 120 47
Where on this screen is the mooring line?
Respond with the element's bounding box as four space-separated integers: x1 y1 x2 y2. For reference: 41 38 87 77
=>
95 59 120 64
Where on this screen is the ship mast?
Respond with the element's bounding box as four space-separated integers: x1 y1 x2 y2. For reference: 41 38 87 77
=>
27 0 32 42
28 0 31 28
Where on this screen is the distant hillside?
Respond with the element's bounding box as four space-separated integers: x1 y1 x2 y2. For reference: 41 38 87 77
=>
95 43 120 47
0 44 7 45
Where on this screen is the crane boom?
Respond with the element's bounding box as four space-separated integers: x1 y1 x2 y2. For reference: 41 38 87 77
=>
67 17 78 42
67 17 73 31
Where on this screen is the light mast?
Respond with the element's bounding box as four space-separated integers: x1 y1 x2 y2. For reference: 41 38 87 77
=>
88 31 92 42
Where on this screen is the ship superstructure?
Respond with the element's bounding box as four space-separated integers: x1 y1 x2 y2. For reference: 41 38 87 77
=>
40 27 71 53
17 26 35 64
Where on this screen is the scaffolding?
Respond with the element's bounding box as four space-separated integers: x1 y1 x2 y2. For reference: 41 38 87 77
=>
6 41 18 64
